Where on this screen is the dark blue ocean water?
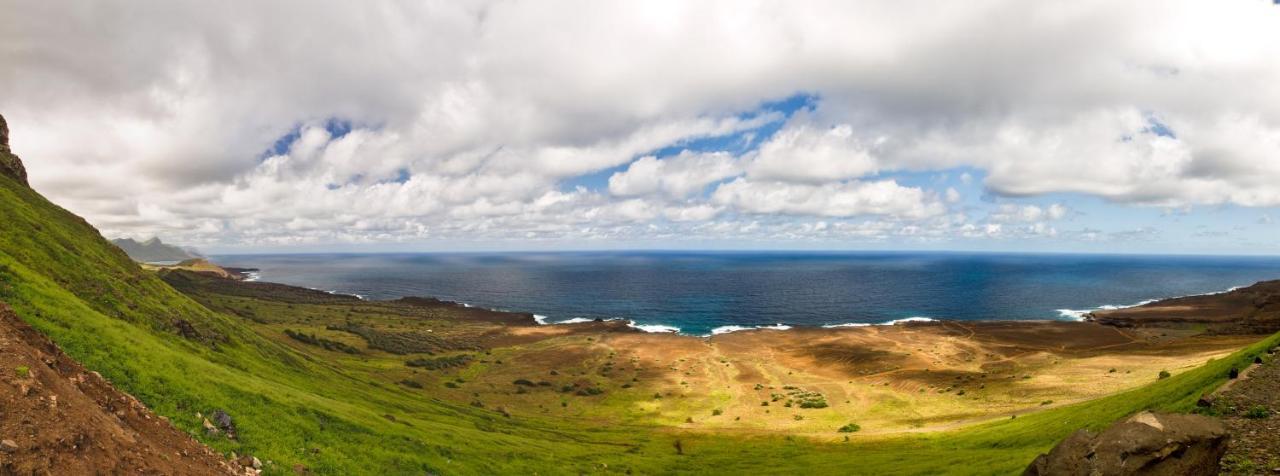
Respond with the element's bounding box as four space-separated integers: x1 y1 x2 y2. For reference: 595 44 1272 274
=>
211 252 1280 336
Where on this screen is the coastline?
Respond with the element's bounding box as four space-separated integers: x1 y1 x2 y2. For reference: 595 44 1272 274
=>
160 267 1280 438
298 281 1258 338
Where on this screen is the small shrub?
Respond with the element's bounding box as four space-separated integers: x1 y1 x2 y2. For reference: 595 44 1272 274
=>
1040 400 1053 406
575 387 604 396
1245 406 1270 419
444 381 459 389
793 414 804 421
1158 370 1171 380
712 409 723 416
512 379 535 387
837 423 861 433
15 366 29 378
799 399 828 409
398 380 423 389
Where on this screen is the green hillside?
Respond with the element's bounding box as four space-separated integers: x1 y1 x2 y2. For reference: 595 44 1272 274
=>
0 159 1276 474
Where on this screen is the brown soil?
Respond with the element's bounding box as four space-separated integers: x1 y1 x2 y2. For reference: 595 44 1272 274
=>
0 302 243 475
1214 345 1280 474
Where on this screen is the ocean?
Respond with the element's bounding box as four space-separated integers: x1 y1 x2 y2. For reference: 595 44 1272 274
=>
211 251 1280 336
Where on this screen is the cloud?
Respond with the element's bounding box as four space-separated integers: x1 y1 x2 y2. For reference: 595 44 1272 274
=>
1 0 1279 250
745 122 879 183
988 204 1069 223
711 178 944 218
609 151 741 199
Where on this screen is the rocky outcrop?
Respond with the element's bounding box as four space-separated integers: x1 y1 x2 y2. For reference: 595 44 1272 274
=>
0 114 29 186
1024 411 1229 476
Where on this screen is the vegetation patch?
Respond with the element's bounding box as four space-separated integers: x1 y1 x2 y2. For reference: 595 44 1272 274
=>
283 329 360 354
838 423 861 433
405 354 473 370
328 323 477 355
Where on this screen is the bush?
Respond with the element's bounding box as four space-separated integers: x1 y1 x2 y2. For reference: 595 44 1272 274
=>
1245 406 1270 419
575 387 604 396
837 423 861 433
15 366 29 378
799 399 828 409
405 354 473 370
712 409 723 416
1158 370 1171 380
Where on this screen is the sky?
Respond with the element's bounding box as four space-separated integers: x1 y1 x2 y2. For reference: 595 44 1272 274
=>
2 0 1280 255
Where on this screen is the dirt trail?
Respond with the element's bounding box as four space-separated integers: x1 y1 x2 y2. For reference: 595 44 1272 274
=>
0 302 243 475
1215 346 1280 474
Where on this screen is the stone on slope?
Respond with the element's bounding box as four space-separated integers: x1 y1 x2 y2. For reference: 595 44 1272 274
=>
1024 411 1229 476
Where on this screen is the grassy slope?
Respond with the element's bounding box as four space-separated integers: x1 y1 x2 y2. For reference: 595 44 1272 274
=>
0 169 1276 475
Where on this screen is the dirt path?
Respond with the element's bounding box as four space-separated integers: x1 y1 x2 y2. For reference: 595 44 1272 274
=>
0 303 245 475
1215 346 1280 474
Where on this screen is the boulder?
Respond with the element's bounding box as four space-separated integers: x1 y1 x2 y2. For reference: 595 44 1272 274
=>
1024 411 1229 476
210 409 237 439
0 439 17 452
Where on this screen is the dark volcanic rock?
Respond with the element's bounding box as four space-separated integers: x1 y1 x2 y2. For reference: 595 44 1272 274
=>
0 114 29 186
209 409 237 440
1087 280 1280 334
0 113 9 150
1024 411 1229 476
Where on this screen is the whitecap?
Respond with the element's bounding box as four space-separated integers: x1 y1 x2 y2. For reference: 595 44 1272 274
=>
880 317 935 325
820 322 873 328
533 314 549 325
708 323 792 335
627 321 680 333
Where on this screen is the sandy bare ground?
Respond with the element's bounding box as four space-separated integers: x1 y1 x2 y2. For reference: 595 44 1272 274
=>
444 320 1258 437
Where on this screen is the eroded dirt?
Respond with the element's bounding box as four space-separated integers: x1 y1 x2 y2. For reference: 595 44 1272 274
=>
0 302 244 475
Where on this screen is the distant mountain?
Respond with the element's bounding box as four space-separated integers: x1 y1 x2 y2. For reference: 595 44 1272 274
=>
110 237 200 263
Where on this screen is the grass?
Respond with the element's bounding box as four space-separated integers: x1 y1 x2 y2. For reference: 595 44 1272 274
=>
1 171 1279 474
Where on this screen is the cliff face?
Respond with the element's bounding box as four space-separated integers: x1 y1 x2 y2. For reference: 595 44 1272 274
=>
0 114 30 186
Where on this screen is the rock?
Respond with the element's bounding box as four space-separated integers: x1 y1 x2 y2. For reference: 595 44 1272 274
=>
173 319 200 340
0 439 17 452
236 455 262 470
1256 356 1265 364
1196 395 1215 408
1024 411 1229 476
210 409 237 439
202 417 219 436
0 114 28 186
